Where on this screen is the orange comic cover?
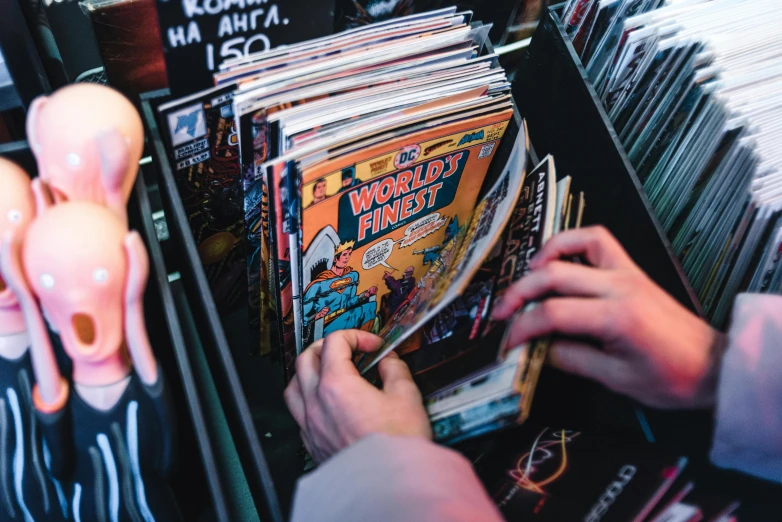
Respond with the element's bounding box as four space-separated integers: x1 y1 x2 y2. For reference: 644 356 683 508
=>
296 108 513 348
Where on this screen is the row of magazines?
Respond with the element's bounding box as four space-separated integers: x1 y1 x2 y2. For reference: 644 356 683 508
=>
562 0 782 326
156 8 584 442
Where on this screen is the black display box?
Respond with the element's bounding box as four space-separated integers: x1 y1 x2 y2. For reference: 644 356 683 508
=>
138 30 671 515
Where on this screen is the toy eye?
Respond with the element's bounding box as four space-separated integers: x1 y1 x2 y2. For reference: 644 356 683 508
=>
92 268 108 283
7 210 21 223
66 153 81 167
40 274 55 289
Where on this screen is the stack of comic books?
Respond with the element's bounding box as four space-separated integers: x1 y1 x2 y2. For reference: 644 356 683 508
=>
157 7 506 344
156 9 584 441
459 425 742 522
398 155 586 444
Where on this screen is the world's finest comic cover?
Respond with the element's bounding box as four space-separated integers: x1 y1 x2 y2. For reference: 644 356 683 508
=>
296 108 513 355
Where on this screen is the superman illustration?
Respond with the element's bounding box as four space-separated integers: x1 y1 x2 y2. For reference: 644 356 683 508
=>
303 238 378 338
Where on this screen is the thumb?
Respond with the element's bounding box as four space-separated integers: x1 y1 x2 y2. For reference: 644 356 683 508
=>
378 353 420 400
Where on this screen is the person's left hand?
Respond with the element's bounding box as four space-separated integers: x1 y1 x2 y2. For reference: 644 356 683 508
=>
284 330 431 463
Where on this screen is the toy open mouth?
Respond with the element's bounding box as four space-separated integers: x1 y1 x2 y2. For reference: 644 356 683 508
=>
0 274 5 292
72 313 96 345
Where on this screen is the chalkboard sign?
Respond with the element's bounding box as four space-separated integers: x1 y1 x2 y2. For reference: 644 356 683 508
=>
156 0 334 96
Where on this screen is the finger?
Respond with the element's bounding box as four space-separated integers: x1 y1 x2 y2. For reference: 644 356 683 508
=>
283 379 306 429
503 298 612 350
295 339 325 403
377 356 419 398
492 261 614 320
299 429 315 460
546 339 620 384
320 330 384 377
529 226 637 271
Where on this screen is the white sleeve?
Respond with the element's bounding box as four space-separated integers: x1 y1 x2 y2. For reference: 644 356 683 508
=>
710 293 782 483
290 434 503 522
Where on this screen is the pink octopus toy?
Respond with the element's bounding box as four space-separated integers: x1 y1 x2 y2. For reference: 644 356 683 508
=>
26 84 144 226
1 202 180 521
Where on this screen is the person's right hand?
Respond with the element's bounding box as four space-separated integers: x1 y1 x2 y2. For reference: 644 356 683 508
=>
492 226 726 410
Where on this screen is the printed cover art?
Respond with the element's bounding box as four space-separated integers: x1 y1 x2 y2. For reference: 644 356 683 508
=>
462 426 687 522
240 92 361 356
266 160 299 376
357 121 527 372
297 111 513 349
400 152 539 396
159 88 247 314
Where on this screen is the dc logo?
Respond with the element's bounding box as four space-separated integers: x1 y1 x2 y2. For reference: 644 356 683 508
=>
395 145 421 169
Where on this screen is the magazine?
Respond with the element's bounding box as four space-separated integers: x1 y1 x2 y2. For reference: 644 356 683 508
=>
157 86 248 317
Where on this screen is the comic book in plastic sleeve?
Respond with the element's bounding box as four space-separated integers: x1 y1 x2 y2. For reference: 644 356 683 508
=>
260 88 509 371
265 159 301 378
296 108 513 356
400 152 539 399
157 85 247 315
239 103 320 357
348 115 525 374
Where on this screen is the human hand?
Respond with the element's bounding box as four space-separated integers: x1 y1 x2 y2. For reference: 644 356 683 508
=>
491 226 726 410
314 307 330 320
284 330 431 463
364 286 378 298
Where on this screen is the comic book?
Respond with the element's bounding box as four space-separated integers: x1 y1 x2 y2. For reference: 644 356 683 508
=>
157 86 249 317
264 95 513 376
261 93 511 369
424 156 563 443
296 108 513 353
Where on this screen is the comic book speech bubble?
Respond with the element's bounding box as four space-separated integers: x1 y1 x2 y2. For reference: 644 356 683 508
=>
395 213 448 248
362 238 396 270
